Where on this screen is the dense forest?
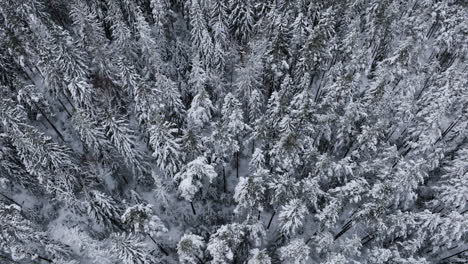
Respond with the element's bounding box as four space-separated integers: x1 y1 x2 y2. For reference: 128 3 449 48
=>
0 0 467 263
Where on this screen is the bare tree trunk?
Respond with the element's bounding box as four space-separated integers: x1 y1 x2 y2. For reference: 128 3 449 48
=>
334 220 354 240
236 152 239 178
267 210 276 229
0 192 20 207
195 255 204 264
57 97 72 118
190 201 196 215
37 256 53 263
223 166 226 193
439 248 468 262
63 93 76 112
148 234 169 256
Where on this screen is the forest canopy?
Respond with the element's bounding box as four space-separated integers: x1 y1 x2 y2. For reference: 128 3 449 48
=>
0 0 467 263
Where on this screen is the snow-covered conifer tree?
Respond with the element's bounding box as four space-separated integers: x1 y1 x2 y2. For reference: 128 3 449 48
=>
278 239 310 264
175 156 217 214
177 234 205 264
149 121 184 178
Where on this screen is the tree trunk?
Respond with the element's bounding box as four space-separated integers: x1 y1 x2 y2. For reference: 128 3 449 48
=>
195 255 204 264
63 93 76 112
223 166 226 193
37 256 53 263
0 192 20 207
334 220 354 240
267 210 276 229
190 201 196 215
148 234 169 256
57 97 72 118
236 152 239 178
439 248 468 262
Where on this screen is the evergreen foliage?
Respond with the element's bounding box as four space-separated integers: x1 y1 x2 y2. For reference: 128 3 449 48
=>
0 0 467 263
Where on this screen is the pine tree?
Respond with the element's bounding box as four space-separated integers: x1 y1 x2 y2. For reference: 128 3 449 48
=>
234 175 266 218
134 5 158 66
110 233 150 264
0 201 72 262
208 0 229 71
174 156 217 213
150 0 168 37
206 223 246 264
149 121 184 178
278 198 307 235
229 0 255 46
0 96 77 194
106 3 136 59
206 223 266 263
177 234 205 264
102 112 145 174
434 146 468 212
29 16 93 106
235 40 266 117
263 6 292 90
85 190 121 228
190 0 213 66
278 239 310 264
121 203 167 237
249 148 266 173
71 109 109 156
218 93 251 177
187 76 214 131
69 1 107 53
